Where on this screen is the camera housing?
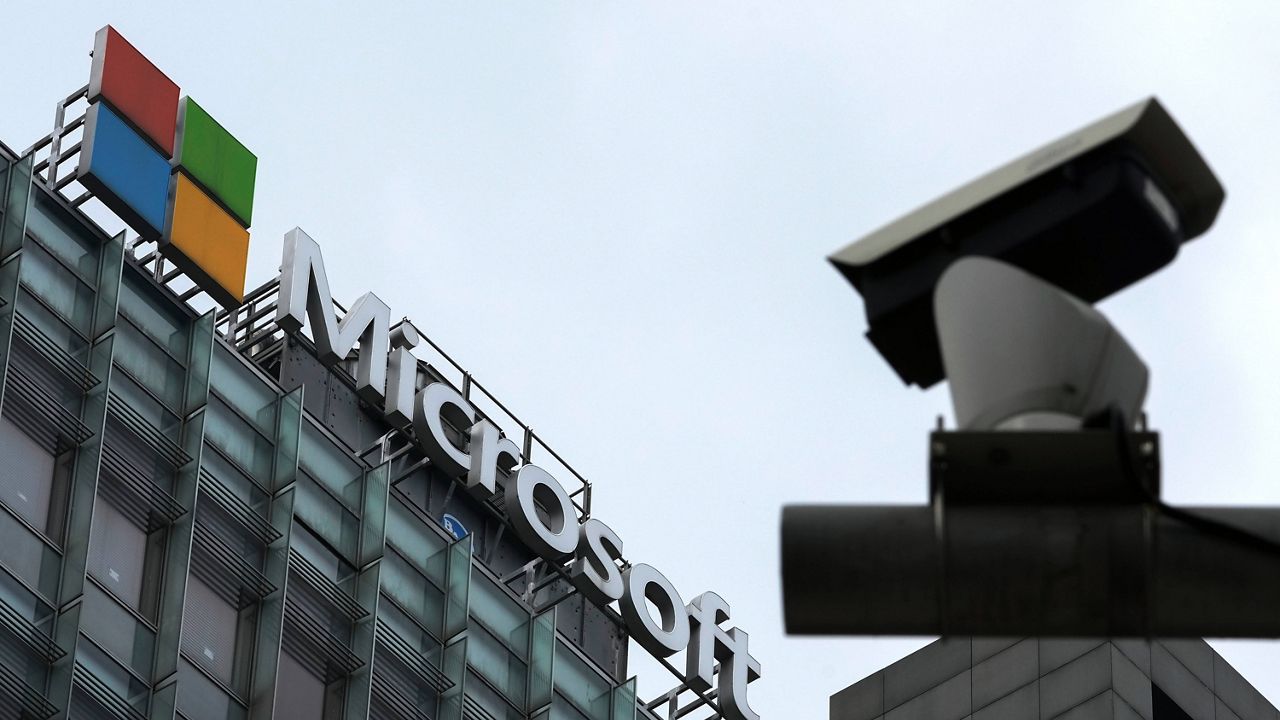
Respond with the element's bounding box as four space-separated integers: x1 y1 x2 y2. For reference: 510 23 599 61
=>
830 97 1225 388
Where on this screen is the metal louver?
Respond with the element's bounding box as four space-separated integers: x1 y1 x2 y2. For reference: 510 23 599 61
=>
0 655 57 719
281 594 364 682
71 662 146 720
104 392 190 469
189 521 275 609
197 468 280 544
97 443 186 530
0 597 62 664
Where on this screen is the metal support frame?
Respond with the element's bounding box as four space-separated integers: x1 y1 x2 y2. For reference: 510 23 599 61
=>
499 554 733 718
646 680 720 720
531 584 579 615
642 654 732 720
248 386 304 720
24 84 89 194
345 462 391 720
502 558 581 615
148 309 216 720
481 523 505 566
783 423 1280 637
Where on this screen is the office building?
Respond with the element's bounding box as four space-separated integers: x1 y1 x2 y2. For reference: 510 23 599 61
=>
0 34 756 716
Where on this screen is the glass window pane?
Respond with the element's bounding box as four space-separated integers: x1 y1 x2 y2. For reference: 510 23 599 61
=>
118 273 189 357
20 241 94 331
176 659 246 720
205 399 274 485
0 415 54 532
298 422 362 507
551 695 593 720
16 289 87 362
25 194 97 282
381 551 444 634
373 599 443 717
76 637 150 712
386 496 446 576
378 599 441 655
0 568 54 640
201 448 270 515
290 523 356 594
0 640 47 696
468 626 528 708
470 573 529 650
181 575 239 684
294 474 359 563
209 344 276 434
195 499 264 569
115 317 185 411
0 501 60 600
465 666 525 720
553 641 611 715
87 499 146 610
110 369 183 445
274 650 328 720
81 580 155 680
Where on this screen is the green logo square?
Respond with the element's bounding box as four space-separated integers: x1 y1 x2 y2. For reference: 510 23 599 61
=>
173 97 257 227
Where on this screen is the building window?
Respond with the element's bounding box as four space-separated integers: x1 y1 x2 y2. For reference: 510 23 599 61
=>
181 575 241 685
176 658 243 720
181 498 267 696
87 497 163 618
275 649 342 720
0 414 72 539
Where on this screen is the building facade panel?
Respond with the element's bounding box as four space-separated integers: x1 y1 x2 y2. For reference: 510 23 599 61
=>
1039 644 1112 719
884 671 970 720
830 669 883 720
834 639 1279 720
1213 655 1279 720
883 638 970 711
972 638 1036 711
972 681 1037 720
1151 643 1215 720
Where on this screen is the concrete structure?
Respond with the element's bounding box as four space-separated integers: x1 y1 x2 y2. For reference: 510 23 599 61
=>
831 638 1277 720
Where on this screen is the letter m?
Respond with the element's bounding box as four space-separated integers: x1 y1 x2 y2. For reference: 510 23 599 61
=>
276 227 391 404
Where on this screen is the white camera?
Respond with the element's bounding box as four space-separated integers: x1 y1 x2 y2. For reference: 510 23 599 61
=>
935 257 1147 431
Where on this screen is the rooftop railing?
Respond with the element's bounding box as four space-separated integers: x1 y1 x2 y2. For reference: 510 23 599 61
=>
216 276 594 524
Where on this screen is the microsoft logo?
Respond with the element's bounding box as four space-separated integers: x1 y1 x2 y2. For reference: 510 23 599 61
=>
77 25 257 309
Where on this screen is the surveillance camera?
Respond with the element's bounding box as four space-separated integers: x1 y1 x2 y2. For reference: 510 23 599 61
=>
829 97 1224 388
935 257 1148 431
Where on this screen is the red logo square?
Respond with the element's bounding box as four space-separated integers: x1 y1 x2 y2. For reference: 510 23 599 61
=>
88 26 180 158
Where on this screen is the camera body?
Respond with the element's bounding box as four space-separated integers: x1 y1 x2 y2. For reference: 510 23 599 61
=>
830 97 1225 388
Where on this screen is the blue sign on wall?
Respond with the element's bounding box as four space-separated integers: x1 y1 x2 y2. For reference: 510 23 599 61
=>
441 513 469 541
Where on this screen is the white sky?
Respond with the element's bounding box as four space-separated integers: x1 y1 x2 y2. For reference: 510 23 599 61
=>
5 3 1280 718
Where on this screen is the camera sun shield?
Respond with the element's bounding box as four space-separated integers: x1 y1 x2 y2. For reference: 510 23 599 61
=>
830 97 1225 388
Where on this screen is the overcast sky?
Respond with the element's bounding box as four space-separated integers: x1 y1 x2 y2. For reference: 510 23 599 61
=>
5 2 1280 718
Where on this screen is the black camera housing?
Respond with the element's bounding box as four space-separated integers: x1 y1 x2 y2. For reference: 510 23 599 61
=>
831 98 1225 388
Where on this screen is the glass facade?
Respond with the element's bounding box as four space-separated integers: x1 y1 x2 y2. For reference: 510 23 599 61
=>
0 147 652 720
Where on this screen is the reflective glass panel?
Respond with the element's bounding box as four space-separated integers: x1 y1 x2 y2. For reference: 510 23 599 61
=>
25 194 97 282
176 658 246 720
118 272 189 357
20 240 94 332
81 579 155 680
